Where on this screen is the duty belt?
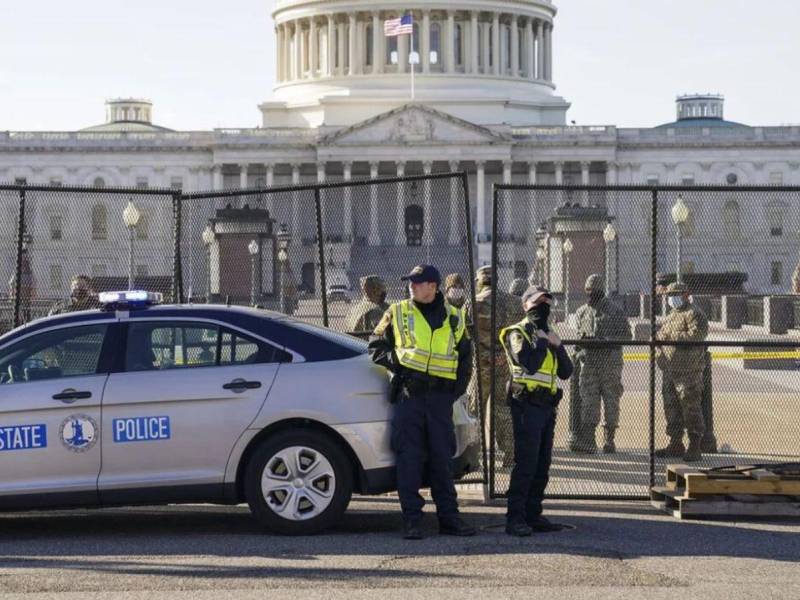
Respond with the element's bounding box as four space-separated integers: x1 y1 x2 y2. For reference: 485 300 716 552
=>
403 372 457 394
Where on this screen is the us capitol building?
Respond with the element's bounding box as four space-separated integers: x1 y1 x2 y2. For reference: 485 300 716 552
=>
3 0 800 298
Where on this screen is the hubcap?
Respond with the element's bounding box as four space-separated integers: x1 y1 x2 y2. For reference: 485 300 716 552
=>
261 446 336 521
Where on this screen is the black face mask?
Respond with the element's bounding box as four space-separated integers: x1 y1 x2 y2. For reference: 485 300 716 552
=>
377 291 387 305
527 303 551 331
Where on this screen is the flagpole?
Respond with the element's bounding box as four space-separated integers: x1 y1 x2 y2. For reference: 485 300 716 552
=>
410 16 415 101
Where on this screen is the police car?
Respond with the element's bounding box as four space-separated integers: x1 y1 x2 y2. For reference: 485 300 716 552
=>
0 291 480 535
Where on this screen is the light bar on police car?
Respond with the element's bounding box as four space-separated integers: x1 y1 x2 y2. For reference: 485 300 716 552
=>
99 290 163 308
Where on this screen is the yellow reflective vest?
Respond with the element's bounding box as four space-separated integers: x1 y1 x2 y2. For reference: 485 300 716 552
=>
391 299 466 380
499 320 559 394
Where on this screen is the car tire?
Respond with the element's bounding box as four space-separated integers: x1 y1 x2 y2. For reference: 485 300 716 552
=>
244 428 354 535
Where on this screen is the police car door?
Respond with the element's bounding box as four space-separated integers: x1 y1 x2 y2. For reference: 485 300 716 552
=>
0 323 112 506
98 319 282 502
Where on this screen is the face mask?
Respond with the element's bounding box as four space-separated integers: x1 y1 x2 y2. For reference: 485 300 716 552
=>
446 288 466 303
668 296 684 309
527 303 551 329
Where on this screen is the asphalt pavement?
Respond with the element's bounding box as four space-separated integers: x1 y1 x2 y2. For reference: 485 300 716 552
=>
0 497 798 599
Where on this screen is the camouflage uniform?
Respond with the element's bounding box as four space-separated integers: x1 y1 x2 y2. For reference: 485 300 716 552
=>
573 274 631 453
443 273 467 309
656 282 709 461
48 276 102 316
344 275 390 335
472 266 526 466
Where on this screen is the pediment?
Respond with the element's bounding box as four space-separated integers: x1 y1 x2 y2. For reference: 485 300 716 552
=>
320 104 508 146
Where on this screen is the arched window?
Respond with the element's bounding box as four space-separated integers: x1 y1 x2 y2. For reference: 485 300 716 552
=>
722 200 741 238
766 202 787 237
365 24 373 66
454 24 463 66
93 177 106 188
91 204 107 240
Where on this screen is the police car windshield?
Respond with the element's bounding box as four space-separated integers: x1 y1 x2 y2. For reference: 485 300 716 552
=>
286 321 368 354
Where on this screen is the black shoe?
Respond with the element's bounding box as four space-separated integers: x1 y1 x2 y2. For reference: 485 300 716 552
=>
439 516 476 537
403 520 424 540
526 517 563 532
505 521 533 537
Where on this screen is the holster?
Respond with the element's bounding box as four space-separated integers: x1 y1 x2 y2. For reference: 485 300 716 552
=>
507 382 562 408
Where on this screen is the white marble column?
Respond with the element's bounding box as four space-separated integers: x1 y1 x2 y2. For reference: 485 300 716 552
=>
327 15 336 76
503 160 512 184
212 165 223 190
317 162 326 182
422 10 431 73
348 13 357 75
368 162 380 245
536 20 545 80
276 26 284 82
398 30 408 72
528 161 538 234
446 11 455 73
422 161 433 244
526 18 535 79
291 163 301 230
239 164 249 189
502 160 513 237
342 162 354 241
294 22 303 79
470 12 479 74
481 22 490 73
491 13 500 76
510 15 519 77
372 12 383 73
449 160 461 245
300 20 308 78
476 160 486 238
337 22 346 75
581 161 590 206
545 22 553 81
395 161 406 245
554 161 564 185
606 161 618 213
309 18 318 76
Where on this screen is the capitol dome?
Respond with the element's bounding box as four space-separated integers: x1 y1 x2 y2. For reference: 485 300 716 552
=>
261 0 569 128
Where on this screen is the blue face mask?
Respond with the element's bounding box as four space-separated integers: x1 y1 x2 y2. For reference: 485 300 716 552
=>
668 296 684 309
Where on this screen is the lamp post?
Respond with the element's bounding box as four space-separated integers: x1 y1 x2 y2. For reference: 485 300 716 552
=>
276 224 291 314
248 239 259 306
603 223 617 296
122 199 141 290
201 225 215 303
563 238 574 320
671 194 690 284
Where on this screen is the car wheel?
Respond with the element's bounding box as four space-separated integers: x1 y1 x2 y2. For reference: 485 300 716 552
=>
244 429 353 535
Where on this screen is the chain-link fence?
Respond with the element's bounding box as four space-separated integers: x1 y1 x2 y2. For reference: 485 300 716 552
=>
490 185 800 499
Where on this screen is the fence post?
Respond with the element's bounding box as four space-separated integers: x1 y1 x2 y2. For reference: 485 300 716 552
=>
12 188 26 328
488 184 500 497
314 187 329 327
172 192 183 304
649 188 658 491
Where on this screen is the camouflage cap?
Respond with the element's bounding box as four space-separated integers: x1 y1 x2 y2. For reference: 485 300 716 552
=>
475 265 492 284
444 273 465 291
584 273 604 292
360 275 386 295
508 278 527 297
665 282 689 295
521 285 553 305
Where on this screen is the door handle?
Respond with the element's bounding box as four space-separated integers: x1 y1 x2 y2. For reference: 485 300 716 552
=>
52 389 92 403
223 379 262 392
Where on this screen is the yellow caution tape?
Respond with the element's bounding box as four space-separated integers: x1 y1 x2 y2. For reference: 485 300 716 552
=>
621 351 800 362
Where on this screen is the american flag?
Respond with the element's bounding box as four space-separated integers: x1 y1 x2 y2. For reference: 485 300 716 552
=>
384 14 413 37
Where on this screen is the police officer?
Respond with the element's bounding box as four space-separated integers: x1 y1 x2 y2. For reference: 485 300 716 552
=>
473 265 525 467
48 275 101 316
344 275 390 334
573 274 631 454
655 282 709 462
369 265 475 540
499 285 573 536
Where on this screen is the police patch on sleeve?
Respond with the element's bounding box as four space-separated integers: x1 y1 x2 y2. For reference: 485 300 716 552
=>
0 424 47 451
60 415 98 453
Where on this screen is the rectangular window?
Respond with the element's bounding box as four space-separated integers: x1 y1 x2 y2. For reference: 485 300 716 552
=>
50 215 63 240
49 177 63 187
14 177 27 186
126 323 219 372
170 177 183 190
646 175 659 186
49 264 64 290
771 261 783 286
135 177 149 189
770 172 784 186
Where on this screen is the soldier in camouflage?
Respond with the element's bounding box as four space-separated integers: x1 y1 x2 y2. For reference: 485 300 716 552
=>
48 275 102 316
344 275 390 335
472 265 526 467
655 282 709 462
443 273 467 309
572 274 631 454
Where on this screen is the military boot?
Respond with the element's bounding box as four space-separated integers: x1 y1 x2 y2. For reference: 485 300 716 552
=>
683 436 703 462
571 430 597 454
654 437 685 458
602 427 617 454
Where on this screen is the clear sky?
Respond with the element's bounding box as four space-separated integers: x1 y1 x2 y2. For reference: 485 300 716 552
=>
2 0 798 131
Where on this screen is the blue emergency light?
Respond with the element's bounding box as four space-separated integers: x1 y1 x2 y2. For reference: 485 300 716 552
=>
99 290 163 310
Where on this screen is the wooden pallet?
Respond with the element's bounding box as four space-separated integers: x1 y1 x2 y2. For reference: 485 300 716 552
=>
651 464 800 519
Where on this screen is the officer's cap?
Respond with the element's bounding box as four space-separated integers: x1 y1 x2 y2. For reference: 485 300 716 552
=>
444 273 465 291
665 282 689 295
584 273 604 292
401 264 441 285
521 285 553 305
